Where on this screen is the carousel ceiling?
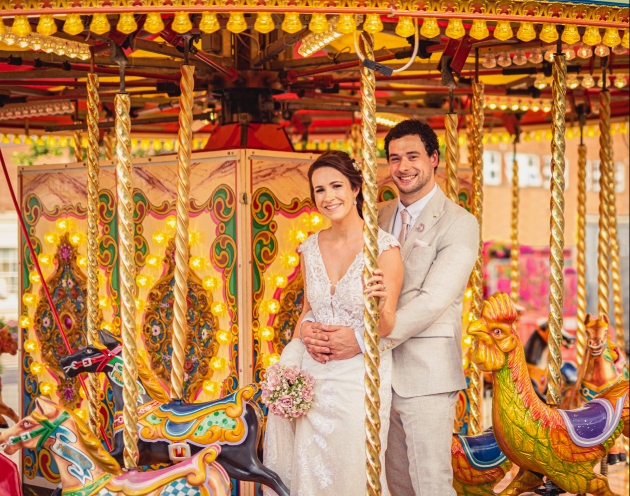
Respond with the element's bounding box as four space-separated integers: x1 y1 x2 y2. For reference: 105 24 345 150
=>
0 3 627 142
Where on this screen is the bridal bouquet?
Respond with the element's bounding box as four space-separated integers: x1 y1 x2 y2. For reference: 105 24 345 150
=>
261 363 315 419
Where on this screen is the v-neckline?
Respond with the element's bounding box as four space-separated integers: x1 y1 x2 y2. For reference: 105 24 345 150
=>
315 232 363 292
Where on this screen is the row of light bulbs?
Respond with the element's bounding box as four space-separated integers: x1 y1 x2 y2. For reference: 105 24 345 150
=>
484 99 553 113
0 27 90 60
533 73 628 90
4 13 629 49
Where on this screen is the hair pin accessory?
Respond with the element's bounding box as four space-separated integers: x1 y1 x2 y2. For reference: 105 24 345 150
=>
352 160 362 172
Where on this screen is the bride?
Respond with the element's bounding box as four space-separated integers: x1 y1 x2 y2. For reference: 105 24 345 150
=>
263 151 404 495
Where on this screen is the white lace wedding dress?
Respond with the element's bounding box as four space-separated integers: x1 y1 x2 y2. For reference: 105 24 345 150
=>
263 228 399 496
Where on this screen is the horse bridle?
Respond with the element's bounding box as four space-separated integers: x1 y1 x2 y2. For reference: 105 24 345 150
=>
6 411 70 448
67 344 123 373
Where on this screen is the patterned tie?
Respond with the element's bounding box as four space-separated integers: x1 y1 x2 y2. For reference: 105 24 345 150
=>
398 209 411 245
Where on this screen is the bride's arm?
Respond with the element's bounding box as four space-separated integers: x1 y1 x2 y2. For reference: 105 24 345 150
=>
291 255 312 340
369 247 403 337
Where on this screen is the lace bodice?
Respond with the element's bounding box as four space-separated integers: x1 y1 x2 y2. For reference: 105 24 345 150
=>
298 229 400 331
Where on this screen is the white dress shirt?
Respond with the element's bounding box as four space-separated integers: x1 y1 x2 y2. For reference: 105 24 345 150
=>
392 184 438 239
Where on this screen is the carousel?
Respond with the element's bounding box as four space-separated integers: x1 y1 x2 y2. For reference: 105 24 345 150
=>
0 0 627 495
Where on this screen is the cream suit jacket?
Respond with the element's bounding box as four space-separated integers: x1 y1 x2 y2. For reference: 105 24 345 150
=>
379 186 479 398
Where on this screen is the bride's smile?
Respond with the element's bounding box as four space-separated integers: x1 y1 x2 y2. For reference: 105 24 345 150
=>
311 167 360 222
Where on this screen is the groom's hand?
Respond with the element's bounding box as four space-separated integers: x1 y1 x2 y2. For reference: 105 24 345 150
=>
301 321 330 364
305 324 361 361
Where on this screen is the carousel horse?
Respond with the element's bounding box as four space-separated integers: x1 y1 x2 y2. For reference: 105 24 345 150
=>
524 321 578 402
61 330 289 496
0 325 19 427
566 314 629 465
0 396 230 496
468 293 629 496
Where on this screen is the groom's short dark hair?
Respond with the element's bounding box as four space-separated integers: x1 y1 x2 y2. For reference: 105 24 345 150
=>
384 120 440 164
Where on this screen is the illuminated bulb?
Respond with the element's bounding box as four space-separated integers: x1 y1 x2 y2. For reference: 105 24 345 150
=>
577 43 593 59
211 302 227 316
597 76 610 89
2 33 16 46
594 43 610 57
280 253 300 268
517 21 536 42
188 231 201 245
23 292 37 306
567 74 579 90
24 339 38 353
165 215 177 230
308 13 328 34
539 23 558 44
274 274 288 288
145 254 161 269
499 102 508 111
210 356 227 371
396 17 415 38
519 102 529 112
282 13 303 34
203 380 220 394
586 126 596 138
227 12 247 34
135 299 146 312
420 18 439 39
117 12 137 34
29 272 41 285
63 14 84 35
202 276 220 291
30 361 44 375
101 321 113 332
38 253 53 267
263 353 281 367
39 382 54 395
216 329 231 345
254 13 275 34
481 53 496 69
470 19 489 40
336 14 356 34
190 256 205 270
136 274 154 289
289 228 308 244
90 13 110 35
493 20 513 41
144 12 164 34
562 24 581 45
445 18 464 40
69 232 84 246
614 76 628 89
488 102 497 110
602 27 621 48
56 218 70 232
528 48 543 64
362 14 383 34
563 44 576 61
12 15 32 37
582 26 601 46
567 128 575 139
20 315 32 328
152 231 167 245
260 326 275 341
542 103 551 113
612 44 627 55
164 140 174 151
497 51 512 67
172 12 192 34
310 212 323 228
99 295 111 309
513 50 527 66
510 102 519 111
153 140 162 151
544 46 555 62
534 74 547 90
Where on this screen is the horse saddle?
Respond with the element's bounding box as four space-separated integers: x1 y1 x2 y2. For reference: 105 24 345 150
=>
456 428 507 470
558 393 627 448
560 361 578 385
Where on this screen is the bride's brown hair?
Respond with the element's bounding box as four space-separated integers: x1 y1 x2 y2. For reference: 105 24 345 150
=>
307 151 364 219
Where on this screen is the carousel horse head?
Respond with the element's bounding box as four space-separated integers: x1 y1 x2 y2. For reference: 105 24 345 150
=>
467 293 520 372
60 330 121 378
584 314 610 357
0 325 18 355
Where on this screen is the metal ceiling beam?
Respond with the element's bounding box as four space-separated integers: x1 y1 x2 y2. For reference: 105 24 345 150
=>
45 111 211 132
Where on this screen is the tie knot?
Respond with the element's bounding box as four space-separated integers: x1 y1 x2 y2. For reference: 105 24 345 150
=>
400 209 411 226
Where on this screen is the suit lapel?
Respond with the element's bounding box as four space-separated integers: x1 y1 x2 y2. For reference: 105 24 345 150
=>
401 187 447 260
378 200 397 234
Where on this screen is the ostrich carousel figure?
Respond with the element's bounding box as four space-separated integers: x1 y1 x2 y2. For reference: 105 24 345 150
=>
468 293 628 496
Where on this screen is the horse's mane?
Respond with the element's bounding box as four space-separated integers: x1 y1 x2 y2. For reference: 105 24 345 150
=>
137 352 171 403
32 407 122 475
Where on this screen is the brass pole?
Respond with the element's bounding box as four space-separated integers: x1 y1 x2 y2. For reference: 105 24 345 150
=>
86 72 101 436
351 121 361 161
171 63 195 400
359 32 382 496
104 131 115 161
575 132 588 367
115 91 139 470
545 45 566 408
597 87 611 320
73 130 83 162
510 148 520 303
608 151 625 352
445 112 459 203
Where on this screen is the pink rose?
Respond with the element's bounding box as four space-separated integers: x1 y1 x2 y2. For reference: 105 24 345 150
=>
302 372 315 387
278 395 293 409
301 387 313 402
283 365 299 382
266 372 281 389
261 388 271 402
269 404 283 417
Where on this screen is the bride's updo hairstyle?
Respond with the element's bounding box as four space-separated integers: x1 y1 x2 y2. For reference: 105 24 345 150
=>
307 151 364 219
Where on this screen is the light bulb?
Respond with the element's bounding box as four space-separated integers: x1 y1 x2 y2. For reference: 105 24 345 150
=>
602 27 621 48
171 12 192 34
63 13 84 35
144 13 165 34
582 26 601 46
563 44 576 61
493 20 513 41
282 13 303 34
519 102 530 112
216 329 232 345
260 326 275 341
203 380 220 394
20 315 32 328
226 12 247 33
396 17 415 38
594 43 610 57
562 24 581 45
336 14 356 34
481 53 496 69
24 339 38 353
542 104 551 113
612 44 627 55
39 382 54 395
420 18 439 39
210 356 227 371
254 12 275 34
308 13 328 34
36 14 57 36
488 102 497 110
263 353 280 367
18 36 30 49
614 76 628 89
534 73 548 90
513 49 527 66
445 18 465 39
470 19 489 41
12 15 32 37
597 76 610 89
362 14 382 34
577 43 593 59
531 102 540 112
211 301 227 316
567 74 579 89
516 21 536 42
89 13 110 35
544 46 555 62
499 102 508 110
528 48 543 64
117 12 137 34
510 102 519 111
497 51 512 67
581 74 595 89
2 33 16 46
202 276 220 291
539 23 558 44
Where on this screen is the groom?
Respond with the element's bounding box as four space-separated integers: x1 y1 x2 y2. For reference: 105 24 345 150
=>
301 119 479 495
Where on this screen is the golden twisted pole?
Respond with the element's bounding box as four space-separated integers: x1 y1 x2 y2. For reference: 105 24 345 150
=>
597 89 611 320
607 154 625 351
351 121 361 161
445 112 459 203
115 92 139 470
86 73 101 436
510 151 520 303
358 32 382 496
171 64 195 401
73 130 83 162
104 131 114 161
545 49 566 408
575 139 588 367
467 81 485 435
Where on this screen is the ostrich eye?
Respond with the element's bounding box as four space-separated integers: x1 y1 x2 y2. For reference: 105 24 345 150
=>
493 328 502 336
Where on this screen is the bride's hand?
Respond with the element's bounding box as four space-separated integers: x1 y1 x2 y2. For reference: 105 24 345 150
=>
364 269 388 312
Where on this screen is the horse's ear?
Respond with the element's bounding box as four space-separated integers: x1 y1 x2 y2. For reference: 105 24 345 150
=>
33 397 55 416
98 329 120 349
602 314 610 324
585 314 593 325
